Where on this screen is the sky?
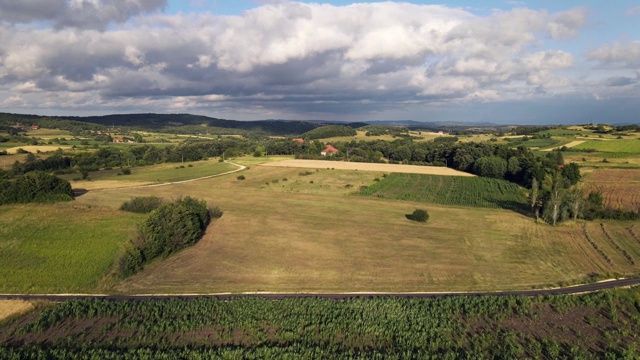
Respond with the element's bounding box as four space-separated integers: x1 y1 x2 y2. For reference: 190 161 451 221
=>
0 1 639 124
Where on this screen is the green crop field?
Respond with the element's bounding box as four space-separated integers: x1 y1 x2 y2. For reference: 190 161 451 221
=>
574 139 640 153
2 288 640 358
359 173 528 210
0 204 143 293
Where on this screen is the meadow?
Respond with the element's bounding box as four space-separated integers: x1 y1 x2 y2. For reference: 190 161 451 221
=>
573 139 640 153
59 159 237 190
0 204 143 293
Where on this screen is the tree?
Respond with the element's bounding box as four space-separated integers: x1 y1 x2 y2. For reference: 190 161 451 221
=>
473 156 507 179
410 209 429 222
529 178 540 222
566 187 584 221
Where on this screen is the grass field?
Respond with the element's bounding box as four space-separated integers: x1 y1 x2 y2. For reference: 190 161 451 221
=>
359 173 528 210
0 204 143 293
0 300 34 323
2 155 640 295
60 159 237 190
48 163 636 294
574 139 640 153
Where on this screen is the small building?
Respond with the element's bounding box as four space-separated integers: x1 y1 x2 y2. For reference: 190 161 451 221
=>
321 144 339 156
31 125 39 130
113 137 124 143
292 138 304 143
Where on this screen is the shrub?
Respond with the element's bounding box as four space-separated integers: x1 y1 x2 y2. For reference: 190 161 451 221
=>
237 175 246 180
0 172 74 205
410 209 429 223
119 197 220 277
120 196 164 214
121 168 131 175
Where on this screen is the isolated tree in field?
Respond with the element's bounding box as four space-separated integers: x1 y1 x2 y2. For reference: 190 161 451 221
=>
410 209 429 222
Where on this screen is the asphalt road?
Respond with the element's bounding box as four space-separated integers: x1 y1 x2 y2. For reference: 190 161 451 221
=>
1 278 639 302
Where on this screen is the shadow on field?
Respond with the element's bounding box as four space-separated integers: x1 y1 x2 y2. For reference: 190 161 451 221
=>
73 189 89 197
489 200 532 217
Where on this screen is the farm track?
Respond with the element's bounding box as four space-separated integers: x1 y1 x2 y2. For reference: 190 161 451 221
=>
1 278 640 302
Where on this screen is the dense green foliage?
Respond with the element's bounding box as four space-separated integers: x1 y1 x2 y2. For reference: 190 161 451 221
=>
410 208 429 222
119 196 164 214
0 172 74 205
2 288 639 358
118 197 221 277
360 173 528 210
301 125 357 139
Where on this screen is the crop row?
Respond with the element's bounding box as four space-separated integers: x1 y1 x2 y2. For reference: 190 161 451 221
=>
359 173 528 210
1 289 639 358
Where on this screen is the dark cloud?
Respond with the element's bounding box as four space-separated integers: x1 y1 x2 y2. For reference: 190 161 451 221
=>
0 0 167 29
603 76 636 87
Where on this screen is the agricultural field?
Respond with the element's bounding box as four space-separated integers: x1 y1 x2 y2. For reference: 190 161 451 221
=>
59 159 237 190
582 169 640 212
359 173 528 210
574 139 640 153
262 159 473 177
1 288 640 358
0 204 143 293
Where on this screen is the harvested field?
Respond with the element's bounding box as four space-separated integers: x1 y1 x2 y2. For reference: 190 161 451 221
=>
5 145 71 154
0 300 34 322
262 159 474 176
541 140 585 151
582 169 640 211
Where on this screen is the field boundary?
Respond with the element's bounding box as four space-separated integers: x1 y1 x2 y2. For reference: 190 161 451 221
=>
1 278 639 300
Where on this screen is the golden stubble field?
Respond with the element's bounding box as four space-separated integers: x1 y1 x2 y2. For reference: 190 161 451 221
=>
68 162 640 294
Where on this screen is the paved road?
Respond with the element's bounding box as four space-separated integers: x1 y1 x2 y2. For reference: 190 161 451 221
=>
1 278 639 302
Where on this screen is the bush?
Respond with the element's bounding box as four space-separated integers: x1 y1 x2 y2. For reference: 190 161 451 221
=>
0 171 74 205
237 175 246 180
410 209 429 222
119 196 164 214
119 197 220 277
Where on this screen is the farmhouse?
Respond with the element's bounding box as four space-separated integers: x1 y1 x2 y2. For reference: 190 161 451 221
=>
113 137 124 143
321 144 339 156
31 125 39 130
292 138 304 143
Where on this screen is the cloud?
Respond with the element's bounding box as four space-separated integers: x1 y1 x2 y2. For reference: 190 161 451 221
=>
0 2 598 120
586 41 640 67
625 6 640 16
0 0 167 30
602 76 636 87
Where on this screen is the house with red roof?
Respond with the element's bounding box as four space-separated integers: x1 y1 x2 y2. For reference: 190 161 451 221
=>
292 138 304 143
321 144 339 156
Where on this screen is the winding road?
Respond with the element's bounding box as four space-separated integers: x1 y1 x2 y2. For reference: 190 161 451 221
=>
1 278 639 302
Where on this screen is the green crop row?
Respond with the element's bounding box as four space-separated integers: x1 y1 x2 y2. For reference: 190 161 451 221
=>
359 173 528 210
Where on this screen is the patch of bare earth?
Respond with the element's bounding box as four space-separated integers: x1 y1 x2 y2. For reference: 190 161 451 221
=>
262 159 474 177
0 300 35 323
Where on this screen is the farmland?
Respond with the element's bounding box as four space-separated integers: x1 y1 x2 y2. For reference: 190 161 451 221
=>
574 139 640 154
359 173 528 210
0 204 143 293
582 169 640 212
2 288 640 358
